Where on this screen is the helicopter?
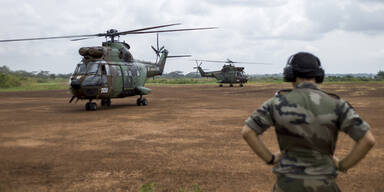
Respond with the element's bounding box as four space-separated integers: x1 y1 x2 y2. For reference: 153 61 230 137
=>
193 59 269 87
0 23 216 110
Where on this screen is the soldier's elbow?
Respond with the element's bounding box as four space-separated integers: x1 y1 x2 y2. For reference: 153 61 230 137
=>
367 136 375 148
241 125 254 139
362 130 376 148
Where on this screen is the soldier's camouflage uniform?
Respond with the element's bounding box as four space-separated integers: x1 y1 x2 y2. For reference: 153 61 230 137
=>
245 82 370 192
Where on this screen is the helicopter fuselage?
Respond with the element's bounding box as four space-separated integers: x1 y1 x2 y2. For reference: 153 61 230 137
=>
69 41 168 109
197 65 248 86
70 60 149 100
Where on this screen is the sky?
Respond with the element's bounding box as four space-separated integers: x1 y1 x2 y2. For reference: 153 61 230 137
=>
0 0 383 75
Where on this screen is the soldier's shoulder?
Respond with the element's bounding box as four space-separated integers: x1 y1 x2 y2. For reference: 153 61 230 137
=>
319 90 341 100
274 89 293 97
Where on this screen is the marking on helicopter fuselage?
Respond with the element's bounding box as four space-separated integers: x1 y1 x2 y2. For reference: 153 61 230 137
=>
101 88 108 93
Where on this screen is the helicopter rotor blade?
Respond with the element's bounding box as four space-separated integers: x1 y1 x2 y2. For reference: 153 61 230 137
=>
0 24 216 43
125 27 217 34
167 55 192 58
195 59 227 63
70 37 90 41
118 23 181 36
232 62 271 65
195 59 271 65
151 46 160 56
70 36 100 41
0 33 103 43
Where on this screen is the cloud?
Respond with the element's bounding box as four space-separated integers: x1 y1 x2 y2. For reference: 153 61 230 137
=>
205 0 288 7
304 0 384 36
0 0 383 74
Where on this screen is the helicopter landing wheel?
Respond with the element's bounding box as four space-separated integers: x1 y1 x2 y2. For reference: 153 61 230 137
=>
106 99 111 106
101 99 111 107
219 84 223 87
86 102 97 111
136 97 148 106
230 84 234 87
240 84 244 87
142 98 148 106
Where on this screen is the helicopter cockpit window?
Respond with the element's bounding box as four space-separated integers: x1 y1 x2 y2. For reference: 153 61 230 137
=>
74 63 100 75
75 64 86 74
87 63 99 74
101 65 107 75
110 65 122 76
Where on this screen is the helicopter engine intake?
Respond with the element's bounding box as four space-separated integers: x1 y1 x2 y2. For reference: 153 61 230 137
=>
79 47 104 58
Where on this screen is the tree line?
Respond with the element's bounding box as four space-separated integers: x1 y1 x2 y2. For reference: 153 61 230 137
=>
1 66 383 88
0 65 71 88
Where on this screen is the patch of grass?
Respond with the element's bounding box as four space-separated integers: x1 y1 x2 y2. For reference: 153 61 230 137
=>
0 78 68 92
178 184 202 192
139 182 202 192
147 77 287 85
147 78 217 85
139 182 157 192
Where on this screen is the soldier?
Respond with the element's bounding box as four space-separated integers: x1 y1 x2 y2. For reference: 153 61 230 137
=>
241 52 375 191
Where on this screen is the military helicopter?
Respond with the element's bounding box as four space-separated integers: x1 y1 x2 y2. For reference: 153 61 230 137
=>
0 23 216 110
193 59 269 87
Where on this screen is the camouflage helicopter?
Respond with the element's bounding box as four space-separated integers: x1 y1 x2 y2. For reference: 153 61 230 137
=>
0 23 216 110
193 59 268 87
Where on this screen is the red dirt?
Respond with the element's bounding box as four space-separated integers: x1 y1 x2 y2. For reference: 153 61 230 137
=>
0 83 383 192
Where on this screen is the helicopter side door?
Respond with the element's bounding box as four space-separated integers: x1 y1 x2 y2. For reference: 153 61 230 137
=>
109 65 124 97
100 64 112 98
121 65 135 96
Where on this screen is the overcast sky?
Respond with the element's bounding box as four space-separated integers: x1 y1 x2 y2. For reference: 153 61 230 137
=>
0 0 383 74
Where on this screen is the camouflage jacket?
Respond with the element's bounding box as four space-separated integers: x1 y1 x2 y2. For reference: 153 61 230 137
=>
245 82 370 179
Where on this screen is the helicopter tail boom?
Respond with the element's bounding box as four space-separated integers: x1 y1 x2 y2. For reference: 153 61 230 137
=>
197 66 216 78
146 49 169 77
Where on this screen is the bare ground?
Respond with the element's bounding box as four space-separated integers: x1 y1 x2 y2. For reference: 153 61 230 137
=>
0 82 383 192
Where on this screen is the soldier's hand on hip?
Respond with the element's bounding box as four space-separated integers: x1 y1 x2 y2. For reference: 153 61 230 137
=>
273 151 284 164
331 155 340 169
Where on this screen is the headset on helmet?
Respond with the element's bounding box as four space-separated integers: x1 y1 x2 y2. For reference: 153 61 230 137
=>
283 52 324 83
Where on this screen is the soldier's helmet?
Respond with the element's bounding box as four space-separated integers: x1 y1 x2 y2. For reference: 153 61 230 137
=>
283 52 325 83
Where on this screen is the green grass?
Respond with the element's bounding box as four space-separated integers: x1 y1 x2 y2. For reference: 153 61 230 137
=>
139 182 201 192
147 78 217 85
0 78 68 92
1 77 382 92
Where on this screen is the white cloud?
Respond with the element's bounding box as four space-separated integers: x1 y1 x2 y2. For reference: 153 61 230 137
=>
0 0 383 74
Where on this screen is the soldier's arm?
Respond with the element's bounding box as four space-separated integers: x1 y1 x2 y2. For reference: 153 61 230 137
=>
241 124 277 164
336 100 376 172
337 130 375 171
242 98 281 164
242 124 283 164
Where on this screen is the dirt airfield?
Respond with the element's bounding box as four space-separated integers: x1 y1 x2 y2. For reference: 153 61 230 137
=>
0 83 383 192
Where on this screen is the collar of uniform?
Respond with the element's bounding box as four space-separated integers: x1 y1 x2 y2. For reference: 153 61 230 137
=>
295 82 319 90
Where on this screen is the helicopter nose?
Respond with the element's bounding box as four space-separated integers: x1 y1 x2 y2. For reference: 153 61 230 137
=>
70 79 81 89
82 75 101 87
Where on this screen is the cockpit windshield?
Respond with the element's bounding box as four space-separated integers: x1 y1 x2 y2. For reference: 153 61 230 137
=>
74 62 100 75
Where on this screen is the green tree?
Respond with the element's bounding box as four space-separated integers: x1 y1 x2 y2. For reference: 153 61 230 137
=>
0 65 10 73
0 73 22 88
376 70 384 80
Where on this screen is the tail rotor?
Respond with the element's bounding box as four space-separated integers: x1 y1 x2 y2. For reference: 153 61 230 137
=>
193 60 202 73
151 33 165 63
